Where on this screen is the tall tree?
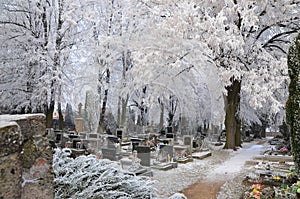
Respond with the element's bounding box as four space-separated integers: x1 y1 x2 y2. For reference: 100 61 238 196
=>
199 0 299 148
286 33 300 172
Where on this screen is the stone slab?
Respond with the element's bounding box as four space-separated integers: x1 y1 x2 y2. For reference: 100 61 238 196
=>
176 157 193 164
151 163 174 171
192 151 212 159
254 155 294 162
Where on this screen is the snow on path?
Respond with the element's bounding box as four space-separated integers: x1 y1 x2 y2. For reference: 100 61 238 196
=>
206 142 267 182
152 139 270 198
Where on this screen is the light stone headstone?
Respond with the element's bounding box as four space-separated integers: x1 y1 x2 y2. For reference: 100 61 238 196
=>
183 135 193 147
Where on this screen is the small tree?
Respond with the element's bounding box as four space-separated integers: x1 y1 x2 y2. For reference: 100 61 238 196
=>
286 33 300 172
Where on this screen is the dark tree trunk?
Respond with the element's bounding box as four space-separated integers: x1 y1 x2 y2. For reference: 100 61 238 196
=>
224 78 241 149
99 68 110 133
159 99 164 130
58 102 64 130
46 101 55 128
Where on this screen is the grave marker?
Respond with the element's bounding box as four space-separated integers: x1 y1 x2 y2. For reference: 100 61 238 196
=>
183 135 193 147
102 148 117 161
89 133 98 139
116 128 124 141
137 146 151 166
160 145 174 159
107 136 118 148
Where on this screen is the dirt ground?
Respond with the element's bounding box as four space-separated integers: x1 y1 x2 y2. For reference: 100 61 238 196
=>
180 160 260 199
181 181 225 199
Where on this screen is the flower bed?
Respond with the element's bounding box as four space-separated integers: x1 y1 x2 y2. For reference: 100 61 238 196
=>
242 168 300 199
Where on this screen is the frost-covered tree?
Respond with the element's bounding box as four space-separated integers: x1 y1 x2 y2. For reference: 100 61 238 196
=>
286 33 300 173
122 1 221 131
0 0 85 127
198 0 299 148
73 0 151 133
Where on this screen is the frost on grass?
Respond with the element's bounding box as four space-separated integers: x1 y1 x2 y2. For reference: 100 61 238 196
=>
53 148 156 199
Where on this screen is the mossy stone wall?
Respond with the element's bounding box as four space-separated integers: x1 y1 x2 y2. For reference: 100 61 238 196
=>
0 114 53 199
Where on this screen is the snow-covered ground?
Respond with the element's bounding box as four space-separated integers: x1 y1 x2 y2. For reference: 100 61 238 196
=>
152 139 271 198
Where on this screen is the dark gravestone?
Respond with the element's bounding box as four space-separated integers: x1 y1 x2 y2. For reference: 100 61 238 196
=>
166 126 173 133
55 133 62 143
102 148 117 161
132 142 139 152
116 129 123 140
137 146 151 166
72 139 81 148
89 133 98 139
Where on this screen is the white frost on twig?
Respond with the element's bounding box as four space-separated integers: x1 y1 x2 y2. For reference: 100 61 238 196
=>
22 176 39 188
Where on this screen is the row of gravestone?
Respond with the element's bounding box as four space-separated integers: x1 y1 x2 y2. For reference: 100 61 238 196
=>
102 144 174 167
53 129 195 167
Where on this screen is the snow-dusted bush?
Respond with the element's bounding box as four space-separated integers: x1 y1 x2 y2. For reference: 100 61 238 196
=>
53 148 156 198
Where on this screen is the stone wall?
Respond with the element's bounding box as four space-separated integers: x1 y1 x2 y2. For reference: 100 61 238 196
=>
0 114 53 199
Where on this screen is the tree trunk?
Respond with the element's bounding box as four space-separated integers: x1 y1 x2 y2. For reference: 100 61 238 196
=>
117 96 121 127
120 96 128 127
159 103 164 130
58 102 64 130
99 68 110 133
224 78 241 149
46 101 55 128
235 116 242 147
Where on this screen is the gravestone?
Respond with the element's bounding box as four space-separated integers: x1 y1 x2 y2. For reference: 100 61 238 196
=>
132 142 139 152
137 146 151 166
183 135 193 147
79 132 87 139
107 136 118 148
116 128 123 141
89 139 102 151
160 145 174 158
102 148 117 161
55 132 62 143
166 126 173 133
89 133 98 139
166 133 174 139
72 139 81 149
